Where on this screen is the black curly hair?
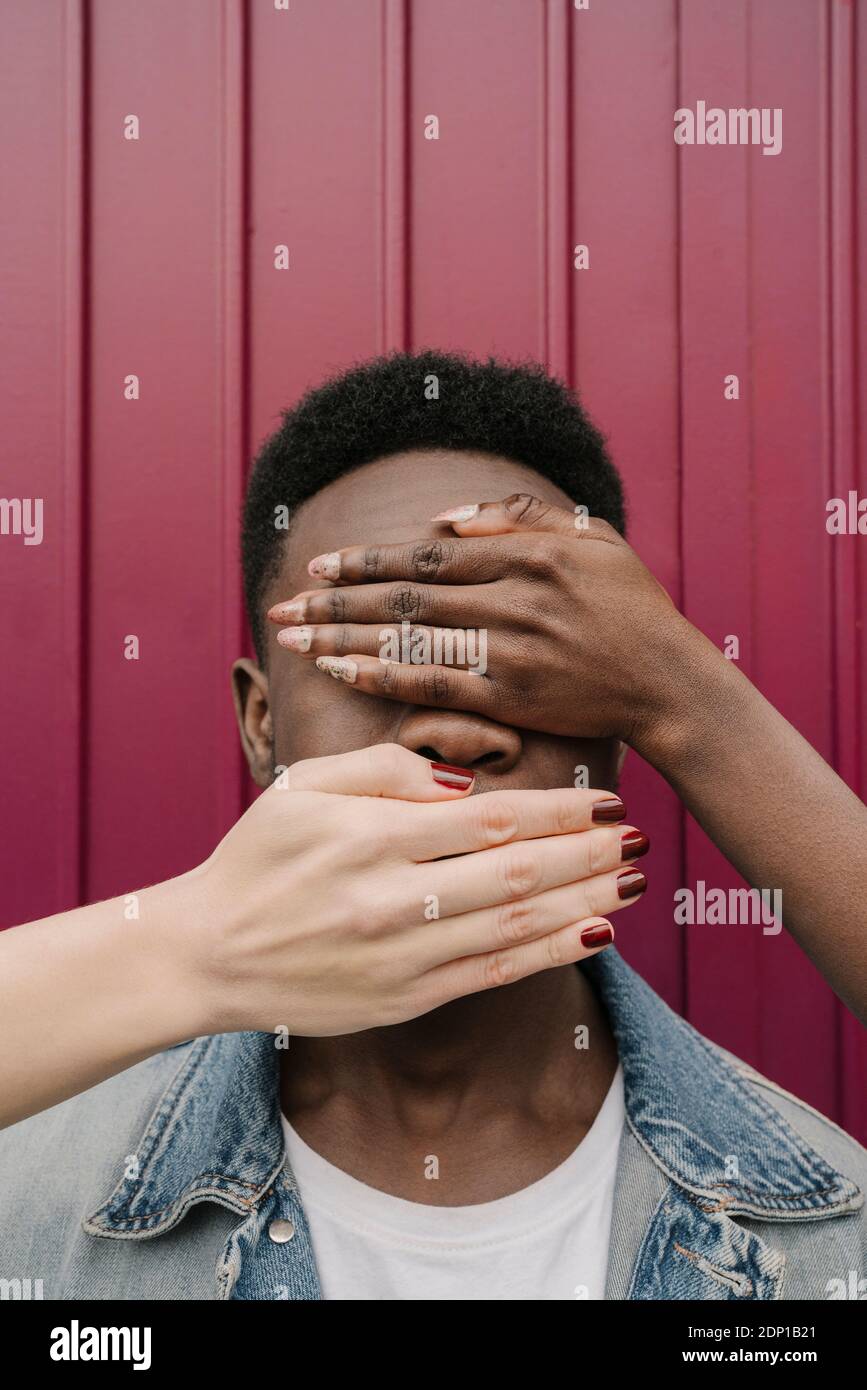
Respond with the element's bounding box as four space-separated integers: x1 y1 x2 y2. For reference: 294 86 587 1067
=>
242 349 626 661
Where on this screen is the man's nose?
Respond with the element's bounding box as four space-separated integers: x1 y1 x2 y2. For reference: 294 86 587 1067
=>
394 709 523 775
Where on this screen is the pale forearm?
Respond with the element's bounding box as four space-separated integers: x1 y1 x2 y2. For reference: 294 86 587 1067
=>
634 625 867 1023
0 875 205 1128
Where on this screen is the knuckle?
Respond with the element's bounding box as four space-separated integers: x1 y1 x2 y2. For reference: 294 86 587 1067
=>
485 676 526 721
586 831 609 877
378 659 405 695
481 949 517 991
370 938 411 987
420 666 451 704
554 796 580 836
585 516 622 545
378 741 412 779
503 493 549 527
327 588 348 622
409 539 449 580
406 623 427 657
498 849 542 900
400 980 438 1022
495 897 538 946
387 583 425 622
517 540 558 578
373 990 407 1027
581 877 603 919
358 881 403 935
362 547 383 579
544 929 570 969
342 888 379 934
477 797 520 846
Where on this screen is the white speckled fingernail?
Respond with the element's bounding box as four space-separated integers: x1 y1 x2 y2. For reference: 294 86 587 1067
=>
268 599 306 623
315 656 357 684
431 505 479 523
308 552 341 580
277 626 313 652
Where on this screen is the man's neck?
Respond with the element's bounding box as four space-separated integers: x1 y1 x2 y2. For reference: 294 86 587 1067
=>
279 965 618 1205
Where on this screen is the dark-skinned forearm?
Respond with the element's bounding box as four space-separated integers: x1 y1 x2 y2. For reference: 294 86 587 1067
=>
632 620 867 1025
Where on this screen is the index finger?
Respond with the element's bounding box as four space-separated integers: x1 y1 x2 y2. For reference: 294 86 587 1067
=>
394 785 628 863
303 534 525 586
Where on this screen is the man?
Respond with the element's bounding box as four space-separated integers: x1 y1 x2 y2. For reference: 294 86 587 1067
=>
1 351 865 1299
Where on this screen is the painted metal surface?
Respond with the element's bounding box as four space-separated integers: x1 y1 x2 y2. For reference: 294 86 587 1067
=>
1 0 863 1136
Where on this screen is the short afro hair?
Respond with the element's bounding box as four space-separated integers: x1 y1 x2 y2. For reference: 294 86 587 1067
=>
242 348 626 661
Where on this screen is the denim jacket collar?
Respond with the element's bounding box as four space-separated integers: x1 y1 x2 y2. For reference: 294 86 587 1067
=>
584 949 861 1221
84 1029 286 1240
84 949 861 1271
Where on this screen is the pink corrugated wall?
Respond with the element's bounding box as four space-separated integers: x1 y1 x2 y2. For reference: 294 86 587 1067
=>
1 0 864 1138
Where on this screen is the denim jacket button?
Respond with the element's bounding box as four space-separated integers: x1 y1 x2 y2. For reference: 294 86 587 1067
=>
268 1218 296 1244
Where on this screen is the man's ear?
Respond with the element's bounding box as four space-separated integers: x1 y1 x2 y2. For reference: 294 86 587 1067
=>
231 659 274 789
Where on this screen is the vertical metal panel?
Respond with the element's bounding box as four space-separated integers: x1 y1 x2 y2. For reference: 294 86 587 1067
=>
571 0 684 1010
543 0 572 383
410 0 544 357
0 0 863 1138
86 0 247 899
857 2 867 880
216 0 249 837
382 0 410 353
0 0 85 922
678 0 763 1076
829 0 866 1141
247 0 384 431
852 0 867 1146
750 0 837 1117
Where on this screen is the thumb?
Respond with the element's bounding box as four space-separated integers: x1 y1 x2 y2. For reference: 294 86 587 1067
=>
286 742 475 800
433 493 583 538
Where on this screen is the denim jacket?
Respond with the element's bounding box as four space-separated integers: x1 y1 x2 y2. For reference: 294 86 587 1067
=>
1 949 864 1300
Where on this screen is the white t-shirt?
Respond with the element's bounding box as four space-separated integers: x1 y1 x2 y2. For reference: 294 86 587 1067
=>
280 1063 624 1301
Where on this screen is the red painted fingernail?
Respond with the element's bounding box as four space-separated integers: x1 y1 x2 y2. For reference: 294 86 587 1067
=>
581 923 614 949
592 797 626 824
620 831 649 862
431 762 475 789
617 869 647 900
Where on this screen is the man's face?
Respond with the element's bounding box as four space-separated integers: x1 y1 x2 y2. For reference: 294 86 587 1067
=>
234 449 623 795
